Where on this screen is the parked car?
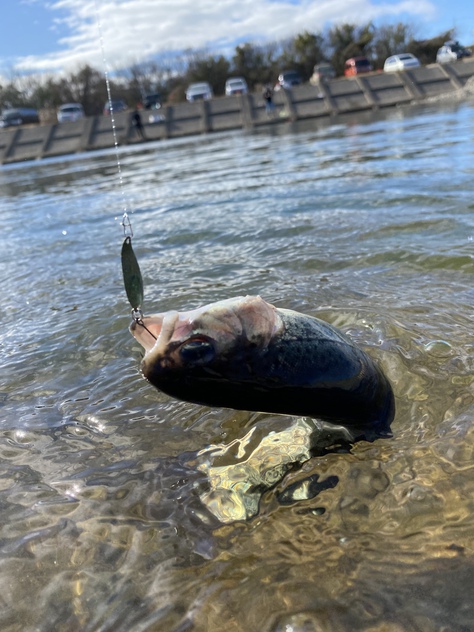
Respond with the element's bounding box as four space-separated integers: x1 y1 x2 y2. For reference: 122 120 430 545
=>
0 108 40 127
310 63 336 85
383 53 421 72
186 82 213 102
103 99 128 115
225 77 248 96
436 40 472 64
274 70 302 91
144 93 162 109
344 57 373 76
57 103 85 123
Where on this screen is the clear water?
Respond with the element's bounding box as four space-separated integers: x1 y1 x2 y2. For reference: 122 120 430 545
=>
1 99 474 631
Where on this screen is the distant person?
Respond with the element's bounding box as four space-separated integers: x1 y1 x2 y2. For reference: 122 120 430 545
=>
262 84 275 117
131 107 146 140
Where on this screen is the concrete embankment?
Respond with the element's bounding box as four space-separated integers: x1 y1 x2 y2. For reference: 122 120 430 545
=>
1 59 474 165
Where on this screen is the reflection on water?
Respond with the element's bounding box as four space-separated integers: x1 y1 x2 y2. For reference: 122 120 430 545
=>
1 98 474 631
194 417 351 523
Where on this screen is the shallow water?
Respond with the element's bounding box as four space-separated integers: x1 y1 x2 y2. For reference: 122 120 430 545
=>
1 98 474 631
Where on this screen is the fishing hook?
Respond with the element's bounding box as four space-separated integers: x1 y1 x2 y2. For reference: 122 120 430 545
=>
132 308 157 340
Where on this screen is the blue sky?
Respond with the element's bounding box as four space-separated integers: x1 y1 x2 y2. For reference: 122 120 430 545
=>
1 0 473 77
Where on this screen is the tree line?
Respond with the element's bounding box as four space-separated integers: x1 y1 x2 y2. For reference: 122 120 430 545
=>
0 22 463 117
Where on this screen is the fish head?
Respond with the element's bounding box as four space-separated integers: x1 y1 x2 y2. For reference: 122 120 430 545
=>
130 295 283 404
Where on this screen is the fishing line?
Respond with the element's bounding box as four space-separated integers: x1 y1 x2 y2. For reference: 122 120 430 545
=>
93 0 128 220
93 0 152 336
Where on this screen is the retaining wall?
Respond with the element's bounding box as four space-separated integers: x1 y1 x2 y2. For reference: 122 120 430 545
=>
1 59 474 165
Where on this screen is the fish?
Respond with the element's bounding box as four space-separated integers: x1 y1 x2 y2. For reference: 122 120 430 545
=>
130 295 395 438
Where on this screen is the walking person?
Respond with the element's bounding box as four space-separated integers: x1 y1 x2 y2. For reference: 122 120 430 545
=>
131 107 146 140
262 84 275 118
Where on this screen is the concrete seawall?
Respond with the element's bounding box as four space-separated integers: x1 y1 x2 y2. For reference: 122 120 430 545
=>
1 59 474 165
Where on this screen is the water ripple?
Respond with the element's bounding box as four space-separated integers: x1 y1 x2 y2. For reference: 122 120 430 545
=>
1 100 474 631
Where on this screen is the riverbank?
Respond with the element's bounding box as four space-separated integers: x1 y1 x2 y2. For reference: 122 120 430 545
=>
1 59 474 165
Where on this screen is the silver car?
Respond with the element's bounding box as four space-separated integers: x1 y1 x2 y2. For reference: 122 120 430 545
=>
225 77 248 96
185 82 213 102
57 103 84 123
310 63 336 85
274 70 302 91
383 54 421 72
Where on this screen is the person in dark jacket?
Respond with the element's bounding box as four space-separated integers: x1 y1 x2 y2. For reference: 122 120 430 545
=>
262 84 275 117
131 107 146 140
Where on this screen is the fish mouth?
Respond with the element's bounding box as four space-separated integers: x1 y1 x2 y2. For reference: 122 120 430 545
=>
130 311 179 356
130 297 284 358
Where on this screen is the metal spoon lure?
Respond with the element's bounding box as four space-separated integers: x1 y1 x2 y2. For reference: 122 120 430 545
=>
121 218 156 340
121 235 144 316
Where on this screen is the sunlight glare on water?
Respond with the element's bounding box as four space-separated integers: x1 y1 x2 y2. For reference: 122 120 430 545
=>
0 100 474 631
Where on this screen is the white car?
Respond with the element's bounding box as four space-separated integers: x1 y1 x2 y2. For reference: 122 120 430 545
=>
225 77 248 96
383 54 420 72
185 82 213 102
57 103 85 123
436 41 472 64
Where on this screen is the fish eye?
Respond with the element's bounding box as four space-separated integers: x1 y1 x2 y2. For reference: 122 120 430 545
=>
179 338 215 364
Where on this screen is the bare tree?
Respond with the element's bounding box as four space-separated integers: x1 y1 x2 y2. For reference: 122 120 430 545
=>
328 22 375 74
277 31 326 80
372 23 416 68
231 42 278 87
0 22 463 111
408 30 455 65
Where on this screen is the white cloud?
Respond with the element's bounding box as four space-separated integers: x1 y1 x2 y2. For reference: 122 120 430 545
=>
14 0 437 73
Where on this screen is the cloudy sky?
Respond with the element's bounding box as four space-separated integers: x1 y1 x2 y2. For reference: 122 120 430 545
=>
1 0 473 76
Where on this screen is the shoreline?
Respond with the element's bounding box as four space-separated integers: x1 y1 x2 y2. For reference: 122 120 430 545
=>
1 60 474 166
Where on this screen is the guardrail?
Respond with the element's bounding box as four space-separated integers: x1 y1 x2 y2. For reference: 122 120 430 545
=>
1 59 473 165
